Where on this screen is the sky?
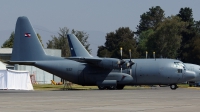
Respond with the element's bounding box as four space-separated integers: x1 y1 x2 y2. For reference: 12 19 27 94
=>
1 0 200 56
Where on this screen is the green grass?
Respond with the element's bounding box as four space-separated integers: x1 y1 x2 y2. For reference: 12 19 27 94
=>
32 83 191 91
33 84 158 91
33 84 98 90
177 84 189 88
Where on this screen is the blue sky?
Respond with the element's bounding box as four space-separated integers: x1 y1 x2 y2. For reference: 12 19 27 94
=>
1 0 200 56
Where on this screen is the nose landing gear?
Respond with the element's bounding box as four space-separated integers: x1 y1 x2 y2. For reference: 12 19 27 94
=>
170 84 178 90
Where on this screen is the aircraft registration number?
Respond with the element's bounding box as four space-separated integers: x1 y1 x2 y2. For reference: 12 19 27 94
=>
66 68 72 71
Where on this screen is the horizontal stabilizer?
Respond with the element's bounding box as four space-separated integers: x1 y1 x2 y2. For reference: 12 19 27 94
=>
6 61 35 65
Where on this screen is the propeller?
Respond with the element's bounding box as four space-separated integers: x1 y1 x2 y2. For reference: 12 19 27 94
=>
126 49 134 75
118 47 125 72
146 51 148 59
153 52 156 60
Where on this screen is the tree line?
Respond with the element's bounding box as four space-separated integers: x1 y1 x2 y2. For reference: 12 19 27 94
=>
97 6 200 65
2 6 200 64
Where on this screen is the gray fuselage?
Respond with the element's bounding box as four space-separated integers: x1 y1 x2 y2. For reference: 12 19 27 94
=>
185 63 200 81
32 58 193 86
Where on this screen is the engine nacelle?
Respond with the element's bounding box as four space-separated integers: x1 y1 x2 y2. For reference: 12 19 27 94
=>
97 58 127 69
106 72 133 84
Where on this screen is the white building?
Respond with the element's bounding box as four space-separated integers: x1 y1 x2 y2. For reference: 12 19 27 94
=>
0 61 6 69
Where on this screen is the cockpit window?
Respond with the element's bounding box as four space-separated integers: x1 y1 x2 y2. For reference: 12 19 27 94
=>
174 62 185 68
174 62 185 70
177 69 182 73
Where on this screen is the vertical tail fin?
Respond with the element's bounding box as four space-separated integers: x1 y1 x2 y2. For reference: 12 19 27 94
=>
67 34 92 57
11 16 46 61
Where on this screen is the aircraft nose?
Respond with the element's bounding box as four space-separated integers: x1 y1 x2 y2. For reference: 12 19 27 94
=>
183 70 196 81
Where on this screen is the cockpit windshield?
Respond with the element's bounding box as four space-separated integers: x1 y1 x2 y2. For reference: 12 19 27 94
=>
174 62 185 69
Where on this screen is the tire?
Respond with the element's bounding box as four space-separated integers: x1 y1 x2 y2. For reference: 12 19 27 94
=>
107 86 116 90
170 84 177 90
98 86 106 90
116 85 125 90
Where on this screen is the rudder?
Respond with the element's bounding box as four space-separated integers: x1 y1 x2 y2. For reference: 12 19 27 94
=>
67 34 92 57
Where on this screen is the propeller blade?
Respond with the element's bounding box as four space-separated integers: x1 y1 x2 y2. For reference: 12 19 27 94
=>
127 49 135 75
126 49 134 68
118 59 125 65
126 61 134 68
129 49 131 61
120 47 122 60
146 51 148 59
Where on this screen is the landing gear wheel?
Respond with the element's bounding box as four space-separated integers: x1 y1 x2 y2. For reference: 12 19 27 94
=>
107 86 116 90
116 85 125 90
98 86 106 90
170 84 178 90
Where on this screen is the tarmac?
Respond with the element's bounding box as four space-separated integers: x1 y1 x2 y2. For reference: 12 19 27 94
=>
0 87 200 112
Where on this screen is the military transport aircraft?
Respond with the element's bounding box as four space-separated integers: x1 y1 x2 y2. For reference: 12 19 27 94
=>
8 16 195 90
66 34 196 90
184 63 200 86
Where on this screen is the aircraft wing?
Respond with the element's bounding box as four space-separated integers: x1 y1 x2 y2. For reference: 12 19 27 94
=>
66 57 120 69
65 57 102 64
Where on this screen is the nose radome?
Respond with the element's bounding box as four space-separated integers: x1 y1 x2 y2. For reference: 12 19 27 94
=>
184 70 196 81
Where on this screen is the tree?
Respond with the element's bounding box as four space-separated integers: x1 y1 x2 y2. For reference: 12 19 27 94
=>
1 32 44 48
97 27 139 59
97 45 112 57
46 27 91 57
189 35 200 64
185 20 200 64
37 33 44 47
194 20 200 34
146 16 187 58
137 29 154 58
177 7 194 25
71 29 91 53
177 7 196 62
136 6 165 35
1 31 14 48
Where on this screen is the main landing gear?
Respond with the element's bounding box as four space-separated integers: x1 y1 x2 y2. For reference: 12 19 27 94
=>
98 85 125 90
170 84 178 90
